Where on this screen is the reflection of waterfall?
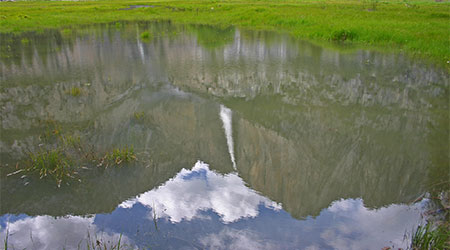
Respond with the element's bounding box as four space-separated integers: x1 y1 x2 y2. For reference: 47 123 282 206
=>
220 105 237 170
137 38 145 63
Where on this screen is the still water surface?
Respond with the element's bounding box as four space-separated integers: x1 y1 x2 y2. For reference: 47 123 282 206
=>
0 22 448 249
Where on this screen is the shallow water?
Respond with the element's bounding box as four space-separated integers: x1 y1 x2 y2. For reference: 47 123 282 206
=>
0 22 448 249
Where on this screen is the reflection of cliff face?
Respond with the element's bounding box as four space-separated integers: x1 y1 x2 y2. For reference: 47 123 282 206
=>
1 83 233 215
230 98 434 218
1 22 448 218
161 28 448 219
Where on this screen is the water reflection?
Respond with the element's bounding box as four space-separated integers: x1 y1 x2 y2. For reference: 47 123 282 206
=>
220 105 237 170
0 21 448 248
0 215 131 250
1 161 426 249
120 161 280 223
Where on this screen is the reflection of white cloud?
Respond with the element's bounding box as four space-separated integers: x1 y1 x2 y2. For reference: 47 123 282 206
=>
0 216 131 250
316 198 423 250
200 228 276 250
120 161 281 223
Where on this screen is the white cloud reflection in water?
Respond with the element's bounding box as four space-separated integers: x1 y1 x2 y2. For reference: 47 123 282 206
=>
119 161 282 223
195 199 424 250
0 216 131 250
1 161 425 250
306 198 424 250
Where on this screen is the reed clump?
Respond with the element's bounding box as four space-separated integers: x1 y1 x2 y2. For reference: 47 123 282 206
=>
411 223 449 250
8 120 137 187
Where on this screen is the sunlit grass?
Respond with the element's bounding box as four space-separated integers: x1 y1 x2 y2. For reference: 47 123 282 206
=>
105 146 137 165
0 0 448 65
140 31 150 39
411 223 450 249
26 148 74 187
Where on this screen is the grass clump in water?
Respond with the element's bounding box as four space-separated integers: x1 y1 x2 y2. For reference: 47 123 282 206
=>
140 31 151 40
411 223 449 249
68 86 82 97
7 120 138 187
20 38 29 44
132 111 145 120
408 191 450 250
105 146 136 165
26 149 74 187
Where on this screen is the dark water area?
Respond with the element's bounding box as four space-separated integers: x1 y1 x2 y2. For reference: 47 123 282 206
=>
0 21 448 249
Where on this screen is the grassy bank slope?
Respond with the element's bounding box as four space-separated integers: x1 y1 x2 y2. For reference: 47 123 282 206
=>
0 0 449 65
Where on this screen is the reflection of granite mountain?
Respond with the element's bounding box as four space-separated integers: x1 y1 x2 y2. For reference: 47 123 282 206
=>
1 22 448 219
1 86 233 216
229 97 436 219
163 28 448 218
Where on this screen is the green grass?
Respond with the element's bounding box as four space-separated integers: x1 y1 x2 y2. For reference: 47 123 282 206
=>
27 149 74 187
106 146 137 165
3 228 8 250
411 223 450 249
140 30 151 39
7 121 138 186
0 0 449 66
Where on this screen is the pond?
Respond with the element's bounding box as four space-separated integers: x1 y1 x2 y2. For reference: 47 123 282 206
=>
0 21 448 249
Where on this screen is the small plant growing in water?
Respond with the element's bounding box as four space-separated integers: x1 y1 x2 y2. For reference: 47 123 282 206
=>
105 146 137 165
20 38 30 45
411 223 449 249
26 149 75 187
7 120 138 187
133 111 145 120
140 31 151 40
68 87 82 97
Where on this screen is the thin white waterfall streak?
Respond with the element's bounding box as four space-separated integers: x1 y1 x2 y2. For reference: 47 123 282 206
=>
220 105 237 170
137 38 145 63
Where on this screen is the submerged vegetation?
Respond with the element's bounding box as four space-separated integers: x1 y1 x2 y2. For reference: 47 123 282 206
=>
6 119 138 187
3 230 133 250
0 0 449 65
83 232 133 250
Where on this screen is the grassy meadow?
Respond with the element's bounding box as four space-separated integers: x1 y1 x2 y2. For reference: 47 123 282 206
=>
0 0 449 65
